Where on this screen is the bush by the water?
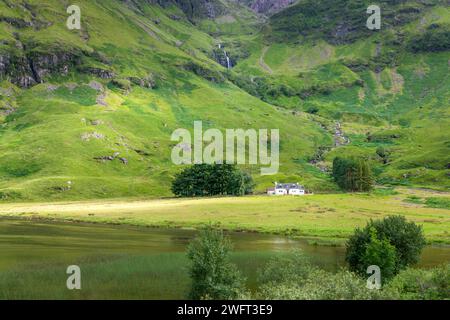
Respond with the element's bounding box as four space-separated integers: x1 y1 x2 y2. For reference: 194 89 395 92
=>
332 157 373 192
257 250 387 300
171 164 254 197
385 264 450 300
256 250 449 300
346 216 426 280
187 227 248 300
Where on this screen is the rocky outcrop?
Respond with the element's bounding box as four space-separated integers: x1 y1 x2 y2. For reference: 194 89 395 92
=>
80 67 115 79
128 73 157 89
146 0 293 18
0 52 37 88
247 0 296 15
183 62 225 83
81 132 105 141
28 51 82 82
146 0 226 20
0 46 115 88
94 152 128 165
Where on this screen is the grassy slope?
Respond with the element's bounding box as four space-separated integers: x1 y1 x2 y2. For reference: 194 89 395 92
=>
0 0 333 200
232 1 450 190
0 0 448 201
1 188 448 244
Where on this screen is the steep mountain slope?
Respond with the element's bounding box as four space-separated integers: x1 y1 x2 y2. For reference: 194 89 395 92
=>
0 0 331 201
238 0 297 15
0 0 448 201
231 0 450 189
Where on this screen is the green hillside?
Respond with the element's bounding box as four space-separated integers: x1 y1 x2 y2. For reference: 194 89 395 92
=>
0 0 448 201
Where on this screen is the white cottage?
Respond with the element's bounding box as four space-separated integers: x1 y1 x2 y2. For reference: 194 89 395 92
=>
267 182 305 196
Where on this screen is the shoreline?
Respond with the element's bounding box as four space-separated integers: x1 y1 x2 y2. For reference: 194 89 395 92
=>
2 215 449 248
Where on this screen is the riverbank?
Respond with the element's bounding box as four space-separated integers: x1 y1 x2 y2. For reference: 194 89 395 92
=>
0 188 449 245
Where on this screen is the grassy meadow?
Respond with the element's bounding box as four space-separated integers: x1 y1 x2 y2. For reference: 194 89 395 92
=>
1 187 449 245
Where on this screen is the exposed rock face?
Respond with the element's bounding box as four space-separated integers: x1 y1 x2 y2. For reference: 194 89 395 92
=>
0 47 114 88
128 74 156 89
0 53 36 88
29 51 82 82
245 0 296 15
146 0 225 20
80 67 115 79
81 132 105 141
94 153 128 165
183 62 225 83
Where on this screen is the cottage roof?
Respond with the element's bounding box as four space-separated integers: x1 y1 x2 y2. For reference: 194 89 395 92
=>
275 183 304 190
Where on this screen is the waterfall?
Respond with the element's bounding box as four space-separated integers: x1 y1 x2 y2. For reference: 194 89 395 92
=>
225 53 231 69
218 44 231 69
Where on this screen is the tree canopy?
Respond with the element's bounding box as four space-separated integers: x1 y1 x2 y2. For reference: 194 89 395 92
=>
171 164 254 197
332 157 373 192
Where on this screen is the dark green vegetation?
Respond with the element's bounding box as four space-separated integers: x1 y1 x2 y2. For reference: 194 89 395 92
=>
346 215 426 279
332 157 373 191
187 226 247 299
0 0 448 200
172 164 254 197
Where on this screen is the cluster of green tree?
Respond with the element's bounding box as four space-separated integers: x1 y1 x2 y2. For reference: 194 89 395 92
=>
186 220 447 300
171 164 254 197
332 157 373 191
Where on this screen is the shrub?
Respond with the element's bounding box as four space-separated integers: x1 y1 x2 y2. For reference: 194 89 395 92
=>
346 216 426 278
386 264 450 300
257 251 392 300
376 146 391 164
424 197 450 210
187 227 247 300
257 251 313 287
306 106 319 114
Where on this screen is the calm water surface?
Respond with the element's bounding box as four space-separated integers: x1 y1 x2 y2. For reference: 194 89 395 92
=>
1 218 448 271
